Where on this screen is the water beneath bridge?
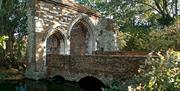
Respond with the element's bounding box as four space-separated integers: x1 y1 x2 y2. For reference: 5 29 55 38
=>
0 79 103 91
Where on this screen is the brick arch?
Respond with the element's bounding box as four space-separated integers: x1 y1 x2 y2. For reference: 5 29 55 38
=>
67 14 96 55
78 76 106 90
46 32 64 54
43 29 67 66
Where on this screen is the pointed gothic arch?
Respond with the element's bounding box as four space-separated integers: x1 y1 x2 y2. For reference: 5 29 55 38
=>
43 29 67 65
67 14 96 55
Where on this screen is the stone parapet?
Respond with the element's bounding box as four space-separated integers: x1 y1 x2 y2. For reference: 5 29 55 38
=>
47 54 146 85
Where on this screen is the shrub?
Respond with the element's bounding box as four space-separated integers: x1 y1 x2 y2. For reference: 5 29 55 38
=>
103 50 180 91
141 50 180 91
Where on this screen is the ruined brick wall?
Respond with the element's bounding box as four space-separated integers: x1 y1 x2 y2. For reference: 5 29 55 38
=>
70 23 88 55
96 18 119 51
47 54 146 84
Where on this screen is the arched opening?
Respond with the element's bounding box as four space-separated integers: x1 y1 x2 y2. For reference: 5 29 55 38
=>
46 31 65 55
78 76 107 91
67 14 96 55
51 75 65 84
70 21 90 55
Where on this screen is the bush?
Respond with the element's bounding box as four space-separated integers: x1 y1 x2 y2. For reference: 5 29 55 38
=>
103 50 180 91
118 27 150 51
141 50 180 91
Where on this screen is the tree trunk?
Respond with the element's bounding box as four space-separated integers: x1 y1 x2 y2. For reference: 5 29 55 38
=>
174 0 178 16
26 0 36 68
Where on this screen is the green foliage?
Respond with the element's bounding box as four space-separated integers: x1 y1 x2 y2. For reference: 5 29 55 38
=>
0 35 8 63
0 35 8 49
77 0 179 28
77 0 179 51
102 82 123 91
118 17 180 51
0 0 27 65
103 50 180 91
117 31 129 50
145 18 180 51
140 50 180 91
119 27 150 51
0 73 6 80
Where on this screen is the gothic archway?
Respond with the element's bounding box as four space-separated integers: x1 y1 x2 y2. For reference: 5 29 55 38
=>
68 14 96 55
70 22 89 55
46 31 65 55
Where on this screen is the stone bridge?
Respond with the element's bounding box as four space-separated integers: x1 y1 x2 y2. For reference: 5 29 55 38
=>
46 54 146 85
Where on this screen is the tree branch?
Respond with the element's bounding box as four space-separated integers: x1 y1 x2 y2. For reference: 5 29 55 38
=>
134 0 162 14
175 0 178 16
154 0 165 15
162 0 169 15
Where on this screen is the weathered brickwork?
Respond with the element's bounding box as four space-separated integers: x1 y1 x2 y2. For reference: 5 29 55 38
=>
46 32 64 54
47 54 146 85
70 23 89 55
93 51 150 56
96 19 118 51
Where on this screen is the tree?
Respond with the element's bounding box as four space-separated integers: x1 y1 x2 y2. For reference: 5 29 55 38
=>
0 0 27 65
76 0 180 51
134 0 179 26
76 0 179 27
